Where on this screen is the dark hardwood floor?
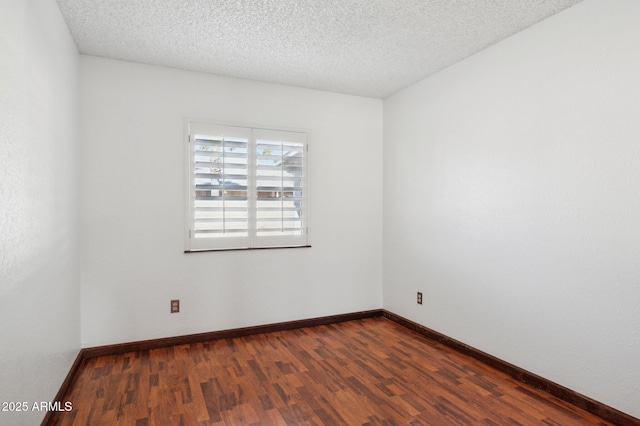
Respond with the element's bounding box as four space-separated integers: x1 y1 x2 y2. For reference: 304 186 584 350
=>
48 317 613 425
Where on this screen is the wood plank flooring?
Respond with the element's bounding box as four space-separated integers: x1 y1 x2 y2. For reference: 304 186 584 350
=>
48 317 613 425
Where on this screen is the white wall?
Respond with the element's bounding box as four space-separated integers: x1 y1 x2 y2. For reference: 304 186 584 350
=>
79 57 383 347
0 0 80 424
383 0 640 417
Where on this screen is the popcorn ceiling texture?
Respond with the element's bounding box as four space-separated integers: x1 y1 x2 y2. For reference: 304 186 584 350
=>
57 0 581 98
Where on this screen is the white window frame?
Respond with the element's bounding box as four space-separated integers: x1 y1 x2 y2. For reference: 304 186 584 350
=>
185 120 310 252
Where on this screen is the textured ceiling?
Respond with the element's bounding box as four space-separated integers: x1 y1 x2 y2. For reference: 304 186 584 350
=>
56 0 581 98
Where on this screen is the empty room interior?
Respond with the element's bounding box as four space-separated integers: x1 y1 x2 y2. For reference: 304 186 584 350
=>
1 0 639 424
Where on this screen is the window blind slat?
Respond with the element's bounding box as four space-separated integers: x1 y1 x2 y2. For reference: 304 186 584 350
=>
256 228 304 234
257 207 301 212
196 196 248 201
256 185 302 191
194 139 248 149
195 218 247 223
257 217 302 223
195 207 247 212
255 175 303 182
195 229 248 235
195 184 248 190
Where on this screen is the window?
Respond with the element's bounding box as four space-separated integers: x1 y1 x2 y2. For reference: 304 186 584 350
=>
185 121 309 251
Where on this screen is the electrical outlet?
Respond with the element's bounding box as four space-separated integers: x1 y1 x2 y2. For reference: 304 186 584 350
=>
171 299 180 313
417 292 423 305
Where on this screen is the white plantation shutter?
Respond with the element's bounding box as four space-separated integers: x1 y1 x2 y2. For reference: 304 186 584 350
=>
254 129 307 248
186 122 309 251
188 123 251 250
